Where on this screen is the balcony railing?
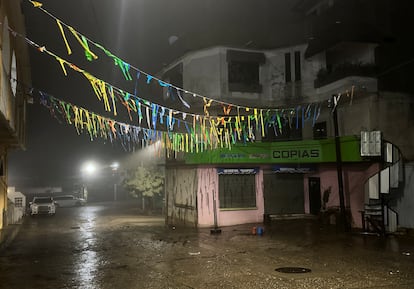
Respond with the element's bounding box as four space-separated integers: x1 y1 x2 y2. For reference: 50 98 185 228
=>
315 63 377 88
304 0 384 58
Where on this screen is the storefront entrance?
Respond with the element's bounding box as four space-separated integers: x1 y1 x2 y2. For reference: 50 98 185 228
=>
308 177 321 215
263 173 304 215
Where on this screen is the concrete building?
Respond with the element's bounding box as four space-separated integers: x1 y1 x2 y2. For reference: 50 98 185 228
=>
7 187 26 224
0 1 31 230
162 0 413 232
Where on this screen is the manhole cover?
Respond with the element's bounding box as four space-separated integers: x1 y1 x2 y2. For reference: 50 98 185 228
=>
275 267 311 273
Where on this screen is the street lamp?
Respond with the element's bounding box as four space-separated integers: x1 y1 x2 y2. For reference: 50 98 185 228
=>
110 162 119 171
80 161 99 201
81 161 98 177
110 162 119 202
81 161 120 202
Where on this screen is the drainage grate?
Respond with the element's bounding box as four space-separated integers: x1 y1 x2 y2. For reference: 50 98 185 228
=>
275 267 311 274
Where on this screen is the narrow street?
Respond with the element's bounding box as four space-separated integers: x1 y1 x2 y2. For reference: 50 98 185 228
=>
1 202 414 289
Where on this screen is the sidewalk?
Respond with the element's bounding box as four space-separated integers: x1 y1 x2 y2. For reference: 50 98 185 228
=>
0 224 22 251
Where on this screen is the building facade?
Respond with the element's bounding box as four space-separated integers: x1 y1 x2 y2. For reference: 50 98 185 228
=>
162 0 413 232
0 0 31 229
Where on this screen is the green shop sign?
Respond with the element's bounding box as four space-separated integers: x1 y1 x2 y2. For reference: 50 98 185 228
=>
184 135 363 165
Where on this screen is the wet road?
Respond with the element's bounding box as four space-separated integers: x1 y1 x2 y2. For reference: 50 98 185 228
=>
1 202 414 289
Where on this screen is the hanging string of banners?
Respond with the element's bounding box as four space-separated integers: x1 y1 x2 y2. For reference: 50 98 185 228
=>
27 0 324 114
28 0 228 108
1 1 334 158
37 86 323 156
37 90 217 156
5 21 323 153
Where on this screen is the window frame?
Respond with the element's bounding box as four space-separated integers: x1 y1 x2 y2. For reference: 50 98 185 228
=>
14 197 23 208
294 51 301 81
218 169 258 210
313 121 327 139
226 50 265 93
285 52 292 83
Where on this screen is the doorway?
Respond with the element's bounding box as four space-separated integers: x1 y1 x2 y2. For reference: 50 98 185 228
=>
308 177 321 215
264 173 304 215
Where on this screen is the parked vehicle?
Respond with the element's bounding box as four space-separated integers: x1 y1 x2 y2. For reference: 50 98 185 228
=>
30 196 56 216
54 195 86 207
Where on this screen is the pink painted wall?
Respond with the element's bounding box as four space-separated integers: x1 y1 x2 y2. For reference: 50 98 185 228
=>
304 163 380 228
197 168 265 227
196 162 381 228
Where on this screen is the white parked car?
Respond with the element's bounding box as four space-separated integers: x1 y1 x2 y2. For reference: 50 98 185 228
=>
54 195 86 207
30 196 56 216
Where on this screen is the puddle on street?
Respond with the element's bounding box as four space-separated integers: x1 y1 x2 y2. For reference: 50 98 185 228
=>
74 206 100 289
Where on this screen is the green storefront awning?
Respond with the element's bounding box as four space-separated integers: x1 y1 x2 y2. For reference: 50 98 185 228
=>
184 135 365 165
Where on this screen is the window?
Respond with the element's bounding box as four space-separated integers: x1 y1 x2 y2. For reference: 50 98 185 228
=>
228 61 260 88
14 197 23 208
284 52 291 83
227 50 264 93
294 51 301 81
313 121 327 139
262 116 303 142
219 174 256 209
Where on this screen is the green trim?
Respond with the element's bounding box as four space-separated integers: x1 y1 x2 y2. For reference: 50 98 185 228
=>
184 135 363 165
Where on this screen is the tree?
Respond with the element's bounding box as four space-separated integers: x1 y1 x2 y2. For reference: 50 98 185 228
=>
122 165 164 212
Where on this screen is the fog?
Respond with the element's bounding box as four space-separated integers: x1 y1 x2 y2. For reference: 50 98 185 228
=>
9 0 304 189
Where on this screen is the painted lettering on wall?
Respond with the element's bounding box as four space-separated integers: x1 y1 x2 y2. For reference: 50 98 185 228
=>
272 149 320 159
217 168 259 175
273 165 316 173
220 153 246 159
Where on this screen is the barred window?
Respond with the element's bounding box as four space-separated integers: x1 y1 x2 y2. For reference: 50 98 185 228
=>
219 174 256 209
14 197 23 208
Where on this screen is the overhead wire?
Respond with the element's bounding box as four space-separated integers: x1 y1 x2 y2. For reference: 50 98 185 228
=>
26 0 323 112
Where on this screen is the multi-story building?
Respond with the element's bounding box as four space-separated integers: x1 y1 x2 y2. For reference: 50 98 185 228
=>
296 0 414 230
0 1 31 230
161 0 413 232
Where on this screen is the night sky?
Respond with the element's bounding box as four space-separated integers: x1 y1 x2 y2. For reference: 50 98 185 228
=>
8 0 304 190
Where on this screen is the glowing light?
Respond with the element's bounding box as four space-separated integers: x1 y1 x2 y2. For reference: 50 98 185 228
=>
81 161 98 176
110 162 119 171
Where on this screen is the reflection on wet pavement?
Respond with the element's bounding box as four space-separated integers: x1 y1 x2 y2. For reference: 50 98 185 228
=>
1 202 414 289
75 206 101 289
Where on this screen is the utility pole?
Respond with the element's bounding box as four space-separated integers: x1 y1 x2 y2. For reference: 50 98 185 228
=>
110 162 119 202
114 183 117 202
330 94 349 232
